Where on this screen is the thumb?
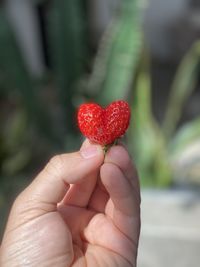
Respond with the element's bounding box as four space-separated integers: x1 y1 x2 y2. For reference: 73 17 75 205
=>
15 142 104 212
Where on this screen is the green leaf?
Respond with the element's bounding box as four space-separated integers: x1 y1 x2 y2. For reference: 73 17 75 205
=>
47 0 86 134
129 53 172 187
88 0 142 104
0 9 61 146
163 40 200 139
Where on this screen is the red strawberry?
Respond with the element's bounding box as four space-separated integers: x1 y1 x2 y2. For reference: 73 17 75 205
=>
77 100 131 145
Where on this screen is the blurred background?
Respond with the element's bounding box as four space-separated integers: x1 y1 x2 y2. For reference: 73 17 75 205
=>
0 0 200 266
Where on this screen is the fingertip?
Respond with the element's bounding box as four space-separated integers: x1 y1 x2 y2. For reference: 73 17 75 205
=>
80 142 104 162
104 145 140 192
105 145 131 169
80 138 93 149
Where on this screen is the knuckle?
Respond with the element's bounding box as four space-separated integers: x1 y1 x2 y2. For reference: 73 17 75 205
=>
45 154 65 178
49 154 64 167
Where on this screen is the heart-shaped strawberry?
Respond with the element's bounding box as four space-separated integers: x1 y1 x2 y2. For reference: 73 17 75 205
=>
77 100 131 145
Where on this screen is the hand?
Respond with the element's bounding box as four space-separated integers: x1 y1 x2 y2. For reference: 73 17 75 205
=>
0 139 140 267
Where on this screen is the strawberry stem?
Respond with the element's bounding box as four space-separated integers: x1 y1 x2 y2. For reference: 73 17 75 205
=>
103 139 118 155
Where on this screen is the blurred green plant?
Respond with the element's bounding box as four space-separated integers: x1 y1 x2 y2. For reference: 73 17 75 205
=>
129 52 171 187
130 42 200 186
0 9 61 146
163 41 200 140
129 40 200 187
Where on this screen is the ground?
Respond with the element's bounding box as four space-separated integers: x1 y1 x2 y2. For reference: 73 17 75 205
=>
138 189 200 267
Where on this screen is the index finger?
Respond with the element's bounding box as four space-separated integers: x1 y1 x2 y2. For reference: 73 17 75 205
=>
100 145 141 242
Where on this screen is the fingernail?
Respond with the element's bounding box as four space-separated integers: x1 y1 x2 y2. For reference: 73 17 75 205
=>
80 146 99 159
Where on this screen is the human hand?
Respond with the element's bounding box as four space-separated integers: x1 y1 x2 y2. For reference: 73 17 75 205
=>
0 139 140 267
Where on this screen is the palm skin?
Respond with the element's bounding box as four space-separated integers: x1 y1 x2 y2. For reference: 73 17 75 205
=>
0 140 140 267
